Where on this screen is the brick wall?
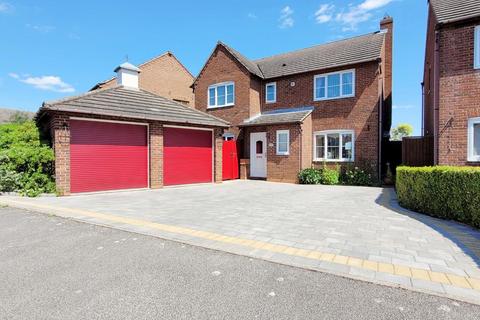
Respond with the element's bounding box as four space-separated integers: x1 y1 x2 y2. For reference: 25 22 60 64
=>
301 114 313 169
423 6 437 138
48 112 223 195
259 62 381 171
437 20 480 165
99 53 194 105
193 45 259 142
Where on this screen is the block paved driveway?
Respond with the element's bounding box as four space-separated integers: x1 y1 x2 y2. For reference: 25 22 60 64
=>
2 180 480 303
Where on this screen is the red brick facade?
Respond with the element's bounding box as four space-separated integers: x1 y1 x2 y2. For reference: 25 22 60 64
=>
48 112 223 195
193 19 392 182
96 53 195 105
423 9 480 166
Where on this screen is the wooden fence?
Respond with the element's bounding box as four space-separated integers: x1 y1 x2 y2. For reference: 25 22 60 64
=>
402 136 434 167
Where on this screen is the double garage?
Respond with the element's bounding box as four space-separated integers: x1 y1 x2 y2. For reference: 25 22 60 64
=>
70 120 214 193
38 86 229 195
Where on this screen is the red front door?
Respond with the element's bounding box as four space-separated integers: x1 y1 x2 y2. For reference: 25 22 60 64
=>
163 127 213 186
222 140 239 180
70 120 148 193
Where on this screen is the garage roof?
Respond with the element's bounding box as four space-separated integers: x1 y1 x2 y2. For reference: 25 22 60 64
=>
430 0 480 24
39 86 229 127
240 106 314 127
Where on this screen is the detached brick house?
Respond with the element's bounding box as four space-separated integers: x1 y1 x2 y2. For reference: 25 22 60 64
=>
37 63 228 195
193 17 393 183
423 0 480 165
91 52 195 106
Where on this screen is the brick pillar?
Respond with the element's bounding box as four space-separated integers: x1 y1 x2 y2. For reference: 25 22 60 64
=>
214 128 223 183
149 122 163 188
52 114 70 196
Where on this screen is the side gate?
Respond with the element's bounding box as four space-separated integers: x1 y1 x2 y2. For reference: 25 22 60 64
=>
222 140 239 180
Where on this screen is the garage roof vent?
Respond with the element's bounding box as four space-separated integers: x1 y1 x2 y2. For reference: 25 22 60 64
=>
114 62 141 89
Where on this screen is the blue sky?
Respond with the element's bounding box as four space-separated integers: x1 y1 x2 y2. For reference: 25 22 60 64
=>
0 0 426 134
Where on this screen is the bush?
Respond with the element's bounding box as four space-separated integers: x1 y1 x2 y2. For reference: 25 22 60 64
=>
0 121 55 196
396 166 480 228
298 167 339 185
341 166 375 186
298 168 322 184
320 167 339 185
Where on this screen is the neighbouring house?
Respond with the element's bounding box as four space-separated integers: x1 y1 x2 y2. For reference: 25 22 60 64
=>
91 52 195 105
192 17 393 183
36 62 229 195
423 0 480 165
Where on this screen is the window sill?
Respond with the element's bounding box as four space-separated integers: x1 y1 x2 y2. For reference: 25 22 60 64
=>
207 104 234 110
266 100 276 104
276 153 289 156
313 159 354 163
314 95 355 102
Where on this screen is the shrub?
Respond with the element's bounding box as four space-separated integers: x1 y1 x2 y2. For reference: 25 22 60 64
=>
396 166 480 228
298 168 322 184
298 167 339 185
0 166 22 192
341 166 375 186
320 167 339 185
0 121 55 196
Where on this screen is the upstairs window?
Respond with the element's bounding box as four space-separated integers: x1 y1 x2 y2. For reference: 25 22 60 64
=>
208 82 234 108
314 70 355 101
475 26 480 69
266 82 276 103
276 130 289 155
313 130 354 162
468 117 480 162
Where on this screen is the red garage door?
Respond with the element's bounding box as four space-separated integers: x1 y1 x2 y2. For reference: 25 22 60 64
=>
70 120 148 193
163 127 212 186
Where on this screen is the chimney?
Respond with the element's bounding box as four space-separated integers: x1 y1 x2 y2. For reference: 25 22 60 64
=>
114 62 141 89
380 15 393 103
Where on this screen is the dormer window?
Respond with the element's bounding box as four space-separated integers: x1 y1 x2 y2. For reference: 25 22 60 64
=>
208 82 234 108
266 82 276 103
475 26 480 69
314 69 355 101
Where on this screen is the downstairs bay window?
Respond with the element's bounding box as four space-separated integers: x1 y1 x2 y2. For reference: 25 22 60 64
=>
313 130 354 162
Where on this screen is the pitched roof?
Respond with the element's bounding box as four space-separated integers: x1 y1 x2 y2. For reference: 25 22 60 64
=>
430 0 480 24
195 32 385 84
219 42 264 78
255 32 385 79
90 52 194 91
39 86 229 127
240 106 314 127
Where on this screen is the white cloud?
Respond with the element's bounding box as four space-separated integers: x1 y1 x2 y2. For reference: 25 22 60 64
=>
10 73 75 93
0 2 12 13
315 4 335 24
26 24 55 33
315 0 393 31
359 0 393 11
279 6 294 28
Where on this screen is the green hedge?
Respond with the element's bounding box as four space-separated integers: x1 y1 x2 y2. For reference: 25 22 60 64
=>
396 166 480 228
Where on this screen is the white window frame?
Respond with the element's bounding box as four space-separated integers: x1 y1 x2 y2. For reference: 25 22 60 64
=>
468 117 480 162
266 82 277 103
276 130 289 155
313 69 355 101
208 81 235 108
475 26 480 69
313 130 355 162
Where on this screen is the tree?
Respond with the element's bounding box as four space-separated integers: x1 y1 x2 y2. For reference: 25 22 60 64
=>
390 123 413 141
9 111 31 124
